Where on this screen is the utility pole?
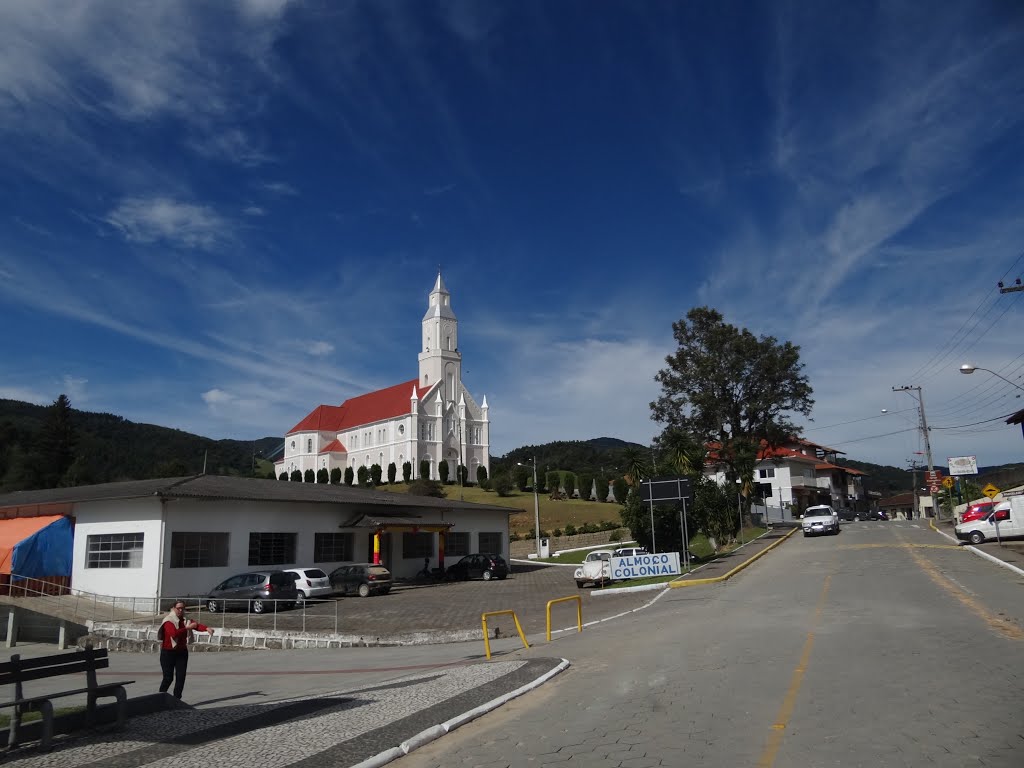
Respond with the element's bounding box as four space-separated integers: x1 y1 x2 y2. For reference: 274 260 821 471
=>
998 278 1023 294
894 385 936 517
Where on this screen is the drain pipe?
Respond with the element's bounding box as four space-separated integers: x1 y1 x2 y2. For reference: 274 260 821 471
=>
155 498 167 614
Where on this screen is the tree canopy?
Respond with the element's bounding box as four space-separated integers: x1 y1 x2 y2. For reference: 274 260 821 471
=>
650 307 814 483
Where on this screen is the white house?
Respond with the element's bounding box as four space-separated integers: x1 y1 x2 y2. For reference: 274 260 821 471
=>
275 273 490 485
0 475 514 606
705 437 868 514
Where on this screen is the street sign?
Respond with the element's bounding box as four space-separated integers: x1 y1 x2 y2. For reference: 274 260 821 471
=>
942 476 955 489
982 483 1000 499
947 456 978 476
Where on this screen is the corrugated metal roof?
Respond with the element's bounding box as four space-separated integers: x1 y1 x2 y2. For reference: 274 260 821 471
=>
0 475 517 516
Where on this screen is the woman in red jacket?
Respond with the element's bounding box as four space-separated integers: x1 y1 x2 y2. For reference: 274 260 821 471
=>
159 601 213 699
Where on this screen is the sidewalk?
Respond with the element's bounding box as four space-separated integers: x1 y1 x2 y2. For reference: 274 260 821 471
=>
0 529 800 767
930 518 1024 576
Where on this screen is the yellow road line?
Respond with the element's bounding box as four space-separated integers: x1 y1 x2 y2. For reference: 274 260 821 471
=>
903 541 1024 642
758 574 832 767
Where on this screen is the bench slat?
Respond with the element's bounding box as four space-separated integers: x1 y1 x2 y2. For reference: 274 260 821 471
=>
0 680 136 709
0 650 109 676
0 660 103 684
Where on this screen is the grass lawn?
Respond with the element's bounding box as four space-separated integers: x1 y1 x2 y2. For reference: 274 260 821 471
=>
0 705 84 728
376 483 624 536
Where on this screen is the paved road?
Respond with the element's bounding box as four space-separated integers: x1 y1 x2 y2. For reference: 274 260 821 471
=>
5 522 1022 767
398 520 1024 767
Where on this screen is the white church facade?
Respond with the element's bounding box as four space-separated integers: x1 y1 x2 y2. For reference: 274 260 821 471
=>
274 274 491 483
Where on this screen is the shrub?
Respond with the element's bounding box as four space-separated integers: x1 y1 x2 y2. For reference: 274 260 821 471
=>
316 468 329 484
608 529 622 542
370 463 382 486
387 462 397 484
403 461 412 482
509 532 521 542
357 466 369 486
438 460 450 484
407 479 445 498
476 465 488 484
330 467 342 485
279 472 288 481
564 523 577 536
290 470 301 482
344 467 354 486
419 459 430 480
493 473 513 497
553 528 563 537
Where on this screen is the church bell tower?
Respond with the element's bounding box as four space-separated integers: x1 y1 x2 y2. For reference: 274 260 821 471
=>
418 272 462 404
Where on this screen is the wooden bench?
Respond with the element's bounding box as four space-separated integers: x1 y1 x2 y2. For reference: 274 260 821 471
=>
0 644 135 752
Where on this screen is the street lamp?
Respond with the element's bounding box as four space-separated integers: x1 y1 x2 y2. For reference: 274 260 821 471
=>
517 457 541 558
959 364 1024 392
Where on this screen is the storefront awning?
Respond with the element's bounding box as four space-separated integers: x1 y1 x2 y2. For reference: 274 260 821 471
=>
342 514 454 533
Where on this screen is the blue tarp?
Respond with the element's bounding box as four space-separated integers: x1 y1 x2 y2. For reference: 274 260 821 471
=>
12 516 73 579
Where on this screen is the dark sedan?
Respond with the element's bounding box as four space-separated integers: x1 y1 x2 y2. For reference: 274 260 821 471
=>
445 553 509 581
329 563 392 597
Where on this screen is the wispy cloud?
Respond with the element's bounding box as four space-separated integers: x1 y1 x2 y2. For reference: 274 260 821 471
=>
258 181 298 196
243 206 266 217
104 197 230 250
202 388 234 405
309 341 335 357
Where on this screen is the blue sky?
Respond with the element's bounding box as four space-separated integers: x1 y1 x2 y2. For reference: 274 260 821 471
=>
2 1 1023 471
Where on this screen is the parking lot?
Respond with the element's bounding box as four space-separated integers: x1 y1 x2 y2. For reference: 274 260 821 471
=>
174 561 661 643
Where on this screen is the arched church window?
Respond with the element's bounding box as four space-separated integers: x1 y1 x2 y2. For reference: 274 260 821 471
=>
307 438 312 453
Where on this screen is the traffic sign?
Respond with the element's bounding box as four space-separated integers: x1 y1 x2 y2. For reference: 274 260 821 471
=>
982 483 1000 499
942 476 955 489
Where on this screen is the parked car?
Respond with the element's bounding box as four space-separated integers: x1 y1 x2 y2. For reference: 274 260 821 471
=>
801 505 839 536
575 549 614 588
837 508 858 522
959 500 996 525
445 553 509 581
955 499 1018 545
205 571 298 614
283 567 332 603
613 546 648 558
856 509 889 521
329 563 392 597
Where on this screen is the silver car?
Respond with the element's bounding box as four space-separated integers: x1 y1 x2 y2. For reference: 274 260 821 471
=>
284 567 332 603
205 571 299 613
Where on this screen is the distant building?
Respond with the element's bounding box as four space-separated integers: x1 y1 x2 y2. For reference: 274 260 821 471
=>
275 273 490 483
705 437 868 514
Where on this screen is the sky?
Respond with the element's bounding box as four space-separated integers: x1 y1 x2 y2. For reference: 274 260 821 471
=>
1 1 1023 472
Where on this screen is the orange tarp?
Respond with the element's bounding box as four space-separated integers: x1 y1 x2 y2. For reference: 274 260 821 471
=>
0 515 64 573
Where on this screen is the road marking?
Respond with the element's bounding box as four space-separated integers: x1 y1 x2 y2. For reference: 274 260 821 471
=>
902 541 1024 642
758 574 832 767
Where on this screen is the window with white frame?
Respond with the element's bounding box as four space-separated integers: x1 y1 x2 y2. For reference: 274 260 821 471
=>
248 532 296 566
314 532 353 563
445 531 470 557
86 533 144 569
478 532 502 555
170 532 229 568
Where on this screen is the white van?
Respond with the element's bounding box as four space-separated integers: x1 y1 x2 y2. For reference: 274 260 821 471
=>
954 497 1024 545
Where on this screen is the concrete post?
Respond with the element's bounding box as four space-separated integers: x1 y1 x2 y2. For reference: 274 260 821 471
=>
5 608 18 648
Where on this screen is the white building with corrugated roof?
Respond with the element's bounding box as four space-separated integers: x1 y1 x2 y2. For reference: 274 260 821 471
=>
274 274 490 484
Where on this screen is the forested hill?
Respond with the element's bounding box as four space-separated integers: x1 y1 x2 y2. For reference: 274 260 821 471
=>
0 398 280 493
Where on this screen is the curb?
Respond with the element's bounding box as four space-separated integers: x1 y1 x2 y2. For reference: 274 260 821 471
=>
668 527 798 588
349 658 571 768
930 519 1024 578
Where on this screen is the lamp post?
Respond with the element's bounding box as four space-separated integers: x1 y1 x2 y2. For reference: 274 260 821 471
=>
517 457 541 558
959 364 1024 392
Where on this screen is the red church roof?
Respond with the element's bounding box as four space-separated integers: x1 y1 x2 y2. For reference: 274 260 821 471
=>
319 439 346 454
287 379 434 436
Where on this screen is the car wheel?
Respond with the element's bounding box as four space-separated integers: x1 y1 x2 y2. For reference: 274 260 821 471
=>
295 591 306 605
358 583 371 598
381 587 391 595
206 599 220 613
576 581 585 589
482 570 492 581
854 515 860 522
251 599 266 614
968 531 985 545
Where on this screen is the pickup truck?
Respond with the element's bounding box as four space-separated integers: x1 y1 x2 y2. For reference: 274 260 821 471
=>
574 549 614 588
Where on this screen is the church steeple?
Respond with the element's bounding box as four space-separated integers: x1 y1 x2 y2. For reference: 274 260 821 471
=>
418 272 462 403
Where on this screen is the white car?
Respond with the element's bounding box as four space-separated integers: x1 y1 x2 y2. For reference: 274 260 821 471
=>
802 505 839 536
613 546 648 558
283 567 333 603
574 549 614 589
955 499 1022 545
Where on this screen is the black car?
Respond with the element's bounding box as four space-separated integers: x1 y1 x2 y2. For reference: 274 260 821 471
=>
329 563 392 597
446 553 509 581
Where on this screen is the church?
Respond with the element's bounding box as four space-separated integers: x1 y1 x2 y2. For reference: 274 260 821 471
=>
274 274 491 484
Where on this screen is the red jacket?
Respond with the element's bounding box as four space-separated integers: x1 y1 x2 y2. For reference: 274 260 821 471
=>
160 618 209 652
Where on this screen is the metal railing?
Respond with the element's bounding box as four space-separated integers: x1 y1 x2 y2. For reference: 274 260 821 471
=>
0 575 349 636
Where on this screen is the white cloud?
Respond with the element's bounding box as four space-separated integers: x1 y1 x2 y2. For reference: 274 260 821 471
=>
105 197 229 250
61 375 89 404
0 385 50 405
243 206 266 216
309 341 335 357
202 388 234 405
258 181 298 196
